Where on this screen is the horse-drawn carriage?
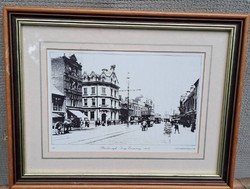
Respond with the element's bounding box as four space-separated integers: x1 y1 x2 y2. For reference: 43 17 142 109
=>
53 119 72 135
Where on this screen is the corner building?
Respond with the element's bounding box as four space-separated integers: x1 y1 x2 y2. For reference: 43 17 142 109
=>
82 66 120 124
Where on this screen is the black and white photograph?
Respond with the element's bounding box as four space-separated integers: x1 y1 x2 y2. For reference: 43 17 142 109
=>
49 50 204 154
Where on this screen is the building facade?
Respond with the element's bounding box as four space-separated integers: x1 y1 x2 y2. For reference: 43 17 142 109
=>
130 99 143 120
51 54 83 126
119 96 155 123
119 98 133 123
51 85 66 127
140 97 155 120
179 79 199 128
82 65 120 124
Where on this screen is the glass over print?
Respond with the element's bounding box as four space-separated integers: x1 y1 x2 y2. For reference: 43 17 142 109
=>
48 50 203 155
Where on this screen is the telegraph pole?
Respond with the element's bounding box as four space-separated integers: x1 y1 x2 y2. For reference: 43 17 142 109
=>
120 72 141 127
127 73 130 127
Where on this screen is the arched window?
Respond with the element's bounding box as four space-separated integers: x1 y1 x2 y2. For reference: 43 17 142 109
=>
102 76 106 82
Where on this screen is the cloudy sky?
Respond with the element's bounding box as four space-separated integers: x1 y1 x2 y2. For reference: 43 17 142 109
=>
49 50 203 116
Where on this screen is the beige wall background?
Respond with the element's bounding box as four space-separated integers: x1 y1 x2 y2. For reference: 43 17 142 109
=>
0 0 249 186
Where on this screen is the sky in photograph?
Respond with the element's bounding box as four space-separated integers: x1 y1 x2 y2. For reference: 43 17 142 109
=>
49 50 203 116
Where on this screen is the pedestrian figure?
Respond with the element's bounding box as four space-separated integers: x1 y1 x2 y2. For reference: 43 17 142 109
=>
95 119 101 127
174 123 180 134
164 121 172 137
102 121 105 126
107 118 111 126
146 119 150 128
80 118 84 130
70 116 74 130
191 120 196 132
142 120 147 131
85 119 89 127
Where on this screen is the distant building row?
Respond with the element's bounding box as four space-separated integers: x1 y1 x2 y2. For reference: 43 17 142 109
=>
120 96 154 124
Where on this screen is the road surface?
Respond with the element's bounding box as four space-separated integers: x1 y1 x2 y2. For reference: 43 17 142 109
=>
52 122 197 146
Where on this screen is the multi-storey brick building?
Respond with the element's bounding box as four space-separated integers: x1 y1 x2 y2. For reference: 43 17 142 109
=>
51 54 83 126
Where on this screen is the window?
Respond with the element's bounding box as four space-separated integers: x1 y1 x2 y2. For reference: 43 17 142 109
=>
84 98 87 106
111 99 113 107
90 111 95 120
102 99 106 105
73 100 76 107
102 87 106 95
91 87 95 94
71 95 78 107
102 76 106 82
111 89 113 96
92 98 96 106
114 101 116 108
52 96 63 111
84 88 87 95
114 90 117 98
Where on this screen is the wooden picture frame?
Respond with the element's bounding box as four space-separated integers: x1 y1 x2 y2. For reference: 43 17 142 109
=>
3 6 249 189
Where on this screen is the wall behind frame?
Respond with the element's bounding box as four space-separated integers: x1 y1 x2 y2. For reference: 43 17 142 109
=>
0 0 249 186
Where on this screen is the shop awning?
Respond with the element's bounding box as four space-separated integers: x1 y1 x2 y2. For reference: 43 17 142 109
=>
69 110 85 118
52 113 63 118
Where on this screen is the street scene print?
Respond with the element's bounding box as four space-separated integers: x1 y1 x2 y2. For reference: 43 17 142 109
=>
49 50 203 153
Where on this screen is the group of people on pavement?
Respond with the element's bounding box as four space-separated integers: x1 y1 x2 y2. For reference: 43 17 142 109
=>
95 118 117 127
54 116 121 135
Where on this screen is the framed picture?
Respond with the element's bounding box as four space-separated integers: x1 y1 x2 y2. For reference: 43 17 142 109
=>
3 6 249 189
